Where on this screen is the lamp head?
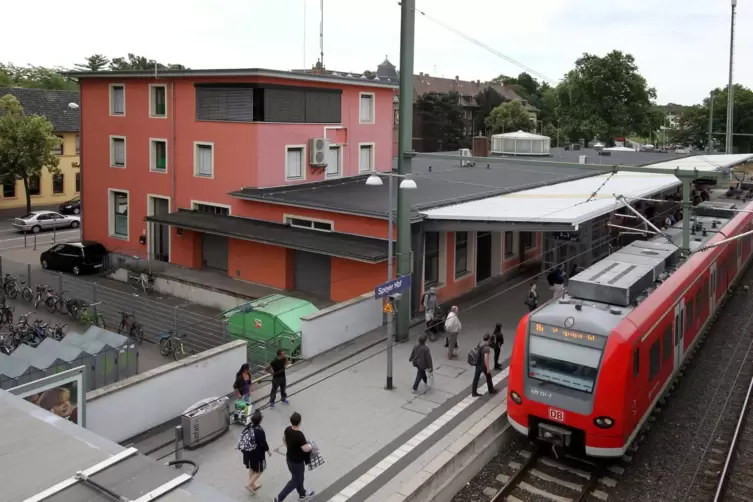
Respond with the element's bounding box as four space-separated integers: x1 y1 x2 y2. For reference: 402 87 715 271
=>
365 174 383 186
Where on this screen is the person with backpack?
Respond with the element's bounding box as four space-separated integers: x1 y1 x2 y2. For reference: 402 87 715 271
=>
470 333 497 397
444 306 462 359
422 287 438 333
237 410 271 495
409 335 434 394
525 283 538 312
490 323 503 371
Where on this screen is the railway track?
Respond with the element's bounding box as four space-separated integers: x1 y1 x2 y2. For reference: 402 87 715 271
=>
714 375 753 501
489 445 622 502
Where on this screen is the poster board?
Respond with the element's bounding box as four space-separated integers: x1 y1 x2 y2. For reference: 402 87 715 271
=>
8 366 86 427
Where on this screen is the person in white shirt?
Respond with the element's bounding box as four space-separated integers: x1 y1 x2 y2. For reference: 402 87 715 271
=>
444 306 462 360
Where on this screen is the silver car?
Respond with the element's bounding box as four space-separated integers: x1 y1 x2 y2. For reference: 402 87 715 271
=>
13 211 81 233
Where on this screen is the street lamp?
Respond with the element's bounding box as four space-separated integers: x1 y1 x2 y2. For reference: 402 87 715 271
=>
67 102 79 109
726 0 737 154
366 171 417 390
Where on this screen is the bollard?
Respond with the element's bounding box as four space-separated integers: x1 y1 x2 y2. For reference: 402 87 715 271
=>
53 225 56 244
174 426 183 465
33 233 36 251
27 264 31 285
23 232 27 248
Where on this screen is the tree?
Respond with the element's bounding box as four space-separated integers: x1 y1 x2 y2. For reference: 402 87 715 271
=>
484 100 533 134
108 53 187 71
363 70 376 79
474 87 507 135
556 51 656 145
75 54 110 71
415 92 465 152
0 63 77 90
0 95 61 213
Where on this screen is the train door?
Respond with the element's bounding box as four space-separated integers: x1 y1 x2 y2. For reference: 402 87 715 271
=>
710 263 717 313
673 299 685 370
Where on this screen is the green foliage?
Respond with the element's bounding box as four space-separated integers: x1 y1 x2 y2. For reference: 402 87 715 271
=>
491 72 558 128
556 51 656 145
107 53 187 71
363 70 376 79
484 101 534 134
415 92 466 152
75 54 110 71
474 87 507 134
0 63 77 91
0 95 61 212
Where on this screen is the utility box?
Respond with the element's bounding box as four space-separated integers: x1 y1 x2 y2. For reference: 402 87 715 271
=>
181 397 230 449
472 135 489 157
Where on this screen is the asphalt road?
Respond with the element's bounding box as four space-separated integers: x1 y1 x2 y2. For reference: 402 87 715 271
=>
0 214 81 252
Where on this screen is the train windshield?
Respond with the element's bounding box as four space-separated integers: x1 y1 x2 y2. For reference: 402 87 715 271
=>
528 335 603 393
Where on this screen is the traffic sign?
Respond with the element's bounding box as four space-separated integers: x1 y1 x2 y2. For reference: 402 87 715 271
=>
374 275 412 299
383 302 394 314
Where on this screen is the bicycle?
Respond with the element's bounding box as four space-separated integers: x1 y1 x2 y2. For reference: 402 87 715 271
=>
3 275 28 300
32 285 55 310
158 330 195 361
0 299 13 324
130 272 154 295
47 290 79 315
45 323 66 341
118 311 144 344
74 302 106 329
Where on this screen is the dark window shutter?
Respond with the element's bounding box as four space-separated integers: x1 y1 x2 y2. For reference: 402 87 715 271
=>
264 89 305 123
196 87 254 122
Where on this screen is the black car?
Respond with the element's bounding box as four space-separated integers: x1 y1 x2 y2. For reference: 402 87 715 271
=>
40 241 107 275
59 196 81 215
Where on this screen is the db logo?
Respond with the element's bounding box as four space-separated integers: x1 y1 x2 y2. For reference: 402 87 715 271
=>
548 408 565 422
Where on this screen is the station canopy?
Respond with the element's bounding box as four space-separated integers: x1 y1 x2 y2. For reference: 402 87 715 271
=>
421 154 753 230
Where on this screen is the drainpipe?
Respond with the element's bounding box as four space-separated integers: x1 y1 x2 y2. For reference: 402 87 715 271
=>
171 81 176 211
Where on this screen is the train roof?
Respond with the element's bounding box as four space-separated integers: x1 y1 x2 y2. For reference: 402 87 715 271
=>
531 200 740 334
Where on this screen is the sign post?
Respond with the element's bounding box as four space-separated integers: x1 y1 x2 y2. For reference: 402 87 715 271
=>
374 275 411 391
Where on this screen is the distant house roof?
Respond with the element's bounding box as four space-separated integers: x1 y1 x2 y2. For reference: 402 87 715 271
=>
0 87 80 132
65 68 398 89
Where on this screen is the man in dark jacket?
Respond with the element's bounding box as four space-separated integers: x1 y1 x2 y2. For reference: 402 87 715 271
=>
409 335 434 394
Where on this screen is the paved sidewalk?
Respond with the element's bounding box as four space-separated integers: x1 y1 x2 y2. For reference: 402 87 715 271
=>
135 271 554 501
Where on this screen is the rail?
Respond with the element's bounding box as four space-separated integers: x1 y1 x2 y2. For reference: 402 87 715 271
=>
715 375 753 501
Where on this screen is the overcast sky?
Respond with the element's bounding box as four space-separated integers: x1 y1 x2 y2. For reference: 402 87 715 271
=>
5 0 750 105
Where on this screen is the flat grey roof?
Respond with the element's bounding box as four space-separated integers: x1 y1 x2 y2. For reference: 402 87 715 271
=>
0 390 235 502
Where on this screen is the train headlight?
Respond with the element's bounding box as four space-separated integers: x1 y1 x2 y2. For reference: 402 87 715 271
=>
594 416 615 428
510 391 523 405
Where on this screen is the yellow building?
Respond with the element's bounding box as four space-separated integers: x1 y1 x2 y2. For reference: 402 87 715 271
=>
0 87 80 210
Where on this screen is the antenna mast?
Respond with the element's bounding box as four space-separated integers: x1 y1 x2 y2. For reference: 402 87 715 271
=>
303 0 307 68
319 0 324 68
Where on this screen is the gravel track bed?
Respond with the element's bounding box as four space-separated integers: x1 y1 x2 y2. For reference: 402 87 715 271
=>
611 269 753 502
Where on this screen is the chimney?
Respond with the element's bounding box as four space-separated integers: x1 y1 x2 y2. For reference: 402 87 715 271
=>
419 72 423 76
477 80 480 85
455 75 459 81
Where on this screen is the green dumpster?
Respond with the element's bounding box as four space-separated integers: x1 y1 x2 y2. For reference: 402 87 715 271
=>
222 294 318 368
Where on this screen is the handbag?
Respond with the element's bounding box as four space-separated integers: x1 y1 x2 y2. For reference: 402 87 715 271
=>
307 440 325 471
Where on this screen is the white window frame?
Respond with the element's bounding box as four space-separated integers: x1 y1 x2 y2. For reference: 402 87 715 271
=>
149 138 168 173
284 214 334 233
146 194 172 263
285 145 306 181
193 141 215 179
109 83 126 117
359 92 375 124
326 144 342 178
191 200 232 215
358 142 375 173
108 188 130 240
109 135 127 168
149 84 168 119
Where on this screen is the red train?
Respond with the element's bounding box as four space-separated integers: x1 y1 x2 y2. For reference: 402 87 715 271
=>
507 200 753 457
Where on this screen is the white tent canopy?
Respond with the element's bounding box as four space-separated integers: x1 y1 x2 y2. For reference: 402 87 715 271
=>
491 130 551 156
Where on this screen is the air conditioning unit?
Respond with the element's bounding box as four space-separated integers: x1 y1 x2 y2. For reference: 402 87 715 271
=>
459 148 474 167
309 138 329 167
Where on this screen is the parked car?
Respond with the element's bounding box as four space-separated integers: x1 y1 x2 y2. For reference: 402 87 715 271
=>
40 241 107 275
59 196 81 215
12 211 80 233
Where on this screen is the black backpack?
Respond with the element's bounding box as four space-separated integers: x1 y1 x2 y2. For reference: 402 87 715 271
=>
547 271 556 286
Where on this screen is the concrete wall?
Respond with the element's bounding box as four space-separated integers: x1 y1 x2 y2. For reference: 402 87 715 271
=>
300 291 383 358
85 340 246 442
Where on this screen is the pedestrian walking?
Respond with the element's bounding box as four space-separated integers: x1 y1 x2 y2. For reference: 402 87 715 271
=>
422 287 438 333
471 333 497 397
233 363 252 403
238 411 271 495
267 349 290 408
548 265 565 297
409 335 434 394
491 323 503 370
444 306 462 359
525 284 538 311
274 412 315 502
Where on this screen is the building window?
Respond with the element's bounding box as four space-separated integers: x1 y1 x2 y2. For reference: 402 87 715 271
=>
662 325 672 362
285 216 333 232
686 299 694 331
110 136 126 168
455 232 469 276
522 232 534 250
52 174 64 194
194 142 214 177
75 173 80 193
150 84 167 118
633 348 639 378
150 139 168 172
110 191 128 238
359 93 375 124
504 232 514 257
110 84 125 116
649 340 661 381
326 145 341 178
76 135 80 154
359 144 374 172
425 232 440 286
3 180 15 198
28 175 40 196
285 146 305 180
52 136 64 155
193 203 230 216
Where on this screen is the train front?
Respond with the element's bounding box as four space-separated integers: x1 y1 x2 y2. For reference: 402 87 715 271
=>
506 299 625 457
